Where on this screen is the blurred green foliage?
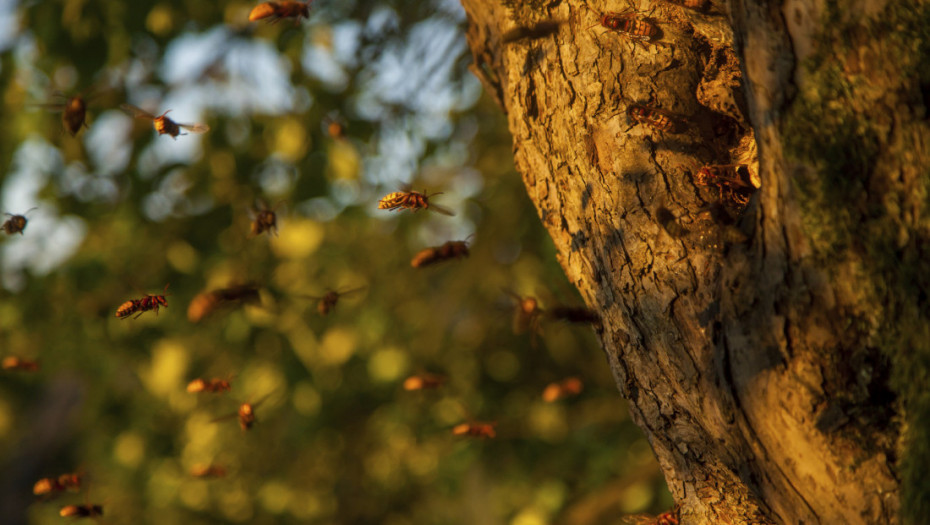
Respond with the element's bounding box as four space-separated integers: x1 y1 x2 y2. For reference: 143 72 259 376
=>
0 1 669 524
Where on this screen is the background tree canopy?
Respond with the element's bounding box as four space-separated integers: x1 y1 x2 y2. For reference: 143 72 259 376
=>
0 1 672 523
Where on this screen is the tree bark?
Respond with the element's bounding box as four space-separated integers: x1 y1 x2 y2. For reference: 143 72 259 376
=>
461 0 929 523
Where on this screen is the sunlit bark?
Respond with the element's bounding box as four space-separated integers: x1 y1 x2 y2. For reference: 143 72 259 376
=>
461 0 930 523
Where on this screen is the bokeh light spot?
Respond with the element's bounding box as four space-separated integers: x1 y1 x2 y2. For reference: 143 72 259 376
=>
319 327 357 366
535 480 567 513
114 431 146 468
619 481 654 514
146 5 174 36
368 346 408 382
511 508 546 525
178 479 209 510
219 487 254 522
486 349 519 382
528 403 568 443
166 241 198 273
270 219 323 259
142 340 189 398
0 398 13 437
289 491 325 520
292 381 321 416
326 140 360 180
269 118 308 163
259 480 293 514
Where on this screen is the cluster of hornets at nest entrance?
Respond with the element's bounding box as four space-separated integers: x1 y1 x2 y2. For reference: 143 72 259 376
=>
588 0 759 212
500 0 760 217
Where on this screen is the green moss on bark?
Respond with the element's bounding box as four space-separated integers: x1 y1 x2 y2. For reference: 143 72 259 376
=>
782 2 930 523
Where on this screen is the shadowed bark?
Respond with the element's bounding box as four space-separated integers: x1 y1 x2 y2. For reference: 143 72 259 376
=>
461 0 930 523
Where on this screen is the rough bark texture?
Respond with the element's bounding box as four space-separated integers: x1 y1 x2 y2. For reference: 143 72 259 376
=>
461 0 930 523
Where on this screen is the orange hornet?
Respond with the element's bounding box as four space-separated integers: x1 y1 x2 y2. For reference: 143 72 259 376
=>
121 104 209 139
249 1 312 24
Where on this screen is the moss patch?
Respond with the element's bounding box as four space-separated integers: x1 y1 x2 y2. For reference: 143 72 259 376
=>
782 64 880 259
782 2 930 523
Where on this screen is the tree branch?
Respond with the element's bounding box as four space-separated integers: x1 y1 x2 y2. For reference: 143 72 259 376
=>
461 0 916 523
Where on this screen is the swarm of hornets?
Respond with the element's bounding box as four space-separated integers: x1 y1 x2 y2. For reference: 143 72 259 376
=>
1 0 715 523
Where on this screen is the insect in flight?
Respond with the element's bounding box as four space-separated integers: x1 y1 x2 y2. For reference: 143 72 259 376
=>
213 394 272 431
190 464 228 479
452 422 497 439
121 104 209 139
249 201 285 238
237 402 257 431
187 284 261 322
378 189 454 216
59 504 103 519
115 284 170 320
187 377 233 394
507 291 544 337
61 96 89 136
31 91 94 136
2 356 40 372
403 373 447 391
33 472 83 497
249 1 312 24
542 377 584 402
410 238 472 268
53 96 90 136
323 113 347 140
622 506 681 525
546 306 600 325
305 287 365 316
2 208 37 235
62 96 89 135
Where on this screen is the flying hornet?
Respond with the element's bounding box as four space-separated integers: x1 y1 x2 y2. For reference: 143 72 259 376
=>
122 104 209 139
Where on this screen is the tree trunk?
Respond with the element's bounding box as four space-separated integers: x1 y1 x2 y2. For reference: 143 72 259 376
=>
461 0 930 523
